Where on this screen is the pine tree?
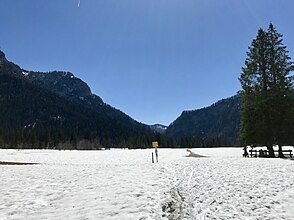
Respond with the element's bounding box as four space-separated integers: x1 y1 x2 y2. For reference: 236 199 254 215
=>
266 23 294 156
239 23 294 157
239 28 272 151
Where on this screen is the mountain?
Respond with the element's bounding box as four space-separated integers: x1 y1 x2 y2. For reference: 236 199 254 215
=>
149 124 167 134
0 51 24 78
166 96 241 146
27 71 94 102
0 50 155 149
26 71 149 131
0 49 251 148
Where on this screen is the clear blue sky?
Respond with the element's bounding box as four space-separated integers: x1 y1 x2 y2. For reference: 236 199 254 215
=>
1 0 294 125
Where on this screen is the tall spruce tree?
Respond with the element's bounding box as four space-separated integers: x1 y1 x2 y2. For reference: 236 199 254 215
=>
239 23 294 157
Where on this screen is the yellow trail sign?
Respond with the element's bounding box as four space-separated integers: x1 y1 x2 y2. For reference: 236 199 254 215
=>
152 141 158 148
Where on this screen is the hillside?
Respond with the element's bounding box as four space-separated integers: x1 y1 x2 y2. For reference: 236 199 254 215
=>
26 71 150 132
166 96 241 146
0 50 155 149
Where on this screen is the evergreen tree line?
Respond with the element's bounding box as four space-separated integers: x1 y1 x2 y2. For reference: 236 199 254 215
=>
0 128 160 150
239 23 294 157
0 127 234 149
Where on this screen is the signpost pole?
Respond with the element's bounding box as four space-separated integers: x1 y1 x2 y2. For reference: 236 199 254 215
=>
152 141 159 163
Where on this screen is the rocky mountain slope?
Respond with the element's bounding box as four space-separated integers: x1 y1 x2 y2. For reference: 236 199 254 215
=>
26 71 149 131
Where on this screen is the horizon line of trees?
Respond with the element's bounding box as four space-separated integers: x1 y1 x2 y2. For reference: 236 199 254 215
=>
0 127 239 150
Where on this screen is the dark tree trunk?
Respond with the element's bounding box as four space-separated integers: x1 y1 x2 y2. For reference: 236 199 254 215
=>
278 145 285 158
266 144 275 157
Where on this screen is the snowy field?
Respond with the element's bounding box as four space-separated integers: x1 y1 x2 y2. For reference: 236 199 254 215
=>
0 148 293 220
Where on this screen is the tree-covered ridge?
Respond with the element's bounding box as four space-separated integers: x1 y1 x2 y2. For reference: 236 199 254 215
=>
166 95 241 146
0 51 23 78
28 71 94 101
0 73 159 149
26 71 150 133
0 50 160 149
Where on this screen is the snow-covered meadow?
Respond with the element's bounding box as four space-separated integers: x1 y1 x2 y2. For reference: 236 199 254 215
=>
0 148 293 220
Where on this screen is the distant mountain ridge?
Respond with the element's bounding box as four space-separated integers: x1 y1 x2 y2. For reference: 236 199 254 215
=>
149 124 167 134
0 50 24 78
166 96 241 146
26 71 147 131
27 71 94 101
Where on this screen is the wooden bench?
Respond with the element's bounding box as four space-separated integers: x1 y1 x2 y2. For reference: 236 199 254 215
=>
249 149 292 158
274 150 293 158
249 149 258 157
249 149 270 157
